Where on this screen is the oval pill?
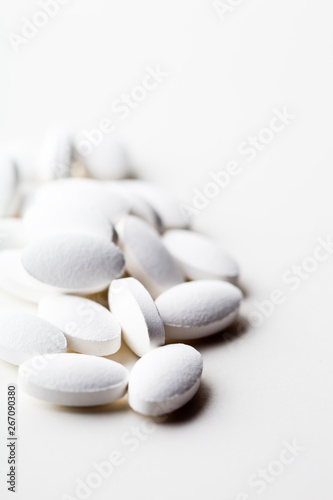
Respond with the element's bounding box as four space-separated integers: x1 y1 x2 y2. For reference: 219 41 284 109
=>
39 295 121 356
22 233 125 292
155 280 242 339
109 278 165 357
19 353 129 406
128 344 203 416
116 215 184 298
163 229 239 284
0 311 67 366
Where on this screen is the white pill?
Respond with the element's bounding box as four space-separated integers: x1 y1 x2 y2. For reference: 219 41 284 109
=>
77 135 129 180
155 280 242 339
117 180 190 230
23 203 114 242
0 311 67 366
116 215 184 298
163 229 239 284
0 154 18 217
22 233 125 292
0 219 27 251
39 295 121 356
0 250 68 303
38 130 73 181
108 278 165 357
28 178 130 223
19 353 129 406
128 344 203 416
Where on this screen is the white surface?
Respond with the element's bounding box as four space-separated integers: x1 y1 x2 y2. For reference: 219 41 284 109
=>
0 218 27 251
0 155 17 217
1 0 333 499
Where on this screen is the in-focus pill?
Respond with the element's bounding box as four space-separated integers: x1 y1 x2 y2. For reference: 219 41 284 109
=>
109 278 165 357
0 311 67 366
19 353 129 406
22 233 125 292
155 280 242 339
128 344 203 416
39 295 121 356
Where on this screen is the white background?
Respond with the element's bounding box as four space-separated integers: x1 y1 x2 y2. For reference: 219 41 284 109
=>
1 0 333 499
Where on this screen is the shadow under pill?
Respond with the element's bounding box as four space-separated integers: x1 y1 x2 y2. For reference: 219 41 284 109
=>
49 394 130 415
157 380 212 426
86 289 109 308
236 281 250 299
165 315 250 352
105 343 138 367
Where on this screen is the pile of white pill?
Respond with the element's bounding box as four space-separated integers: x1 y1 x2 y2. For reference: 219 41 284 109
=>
0 132 242 416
